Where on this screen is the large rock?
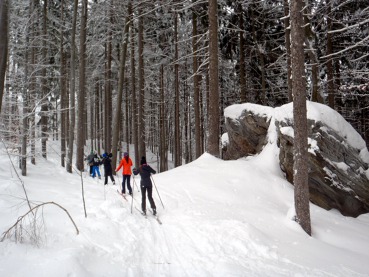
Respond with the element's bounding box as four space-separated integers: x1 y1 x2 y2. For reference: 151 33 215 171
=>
222 103 273 160
223 102 369 217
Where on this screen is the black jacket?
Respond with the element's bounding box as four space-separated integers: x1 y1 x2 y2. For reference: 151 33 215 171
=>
133 164 156 187
101 157 113 176
92 155 101 166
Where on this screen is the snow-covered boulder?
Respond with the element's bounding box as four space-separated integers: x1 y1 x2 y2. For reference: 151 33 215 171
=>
223 101 369 217
222 103 273 160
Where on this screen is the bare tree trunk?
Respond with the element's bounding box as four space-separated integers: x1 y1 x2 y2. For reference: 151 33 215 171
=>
21 4 30 176
174 11 181 167
60 0 67 167
304 1 322 104
40 0 48 159
183 63 190 163
95 84 100 151
159 64 167 172
104 1 113 152
76 0 87 171
90 80 96 150
30 0 36 165
111 1 131 169
290 0 311 236
0 0 8 114
192 6 201 159
326 0 335 109
238 3 247 103
251 1 266 104
283 0 292 102
95 86 103 153
138 5 146 157
201 78 206 153
67 0 79 173
207 0 220 157
124 77 130 154
130 17 139 169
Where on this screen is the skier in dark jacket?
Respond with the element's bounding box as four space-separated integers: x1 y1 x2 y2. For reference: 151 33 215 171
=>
133 156 156 215
102 152 115 185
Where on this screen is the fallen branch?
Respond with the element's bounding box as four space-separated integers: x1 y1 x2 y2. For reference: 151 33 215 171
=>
1 201 79 244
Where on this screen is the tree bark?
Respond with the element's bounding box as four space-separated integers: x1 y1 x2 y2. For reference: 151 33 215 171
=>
30 0 37 165
40 0 48 159
238 3 247 103
104 1 113 153
174 12 181 167
67 0 78 173
0 0 8 114
192 6 201 159
130 16 139 169
76 0 87 171
111 1 131 170
326 0 335 109
290 0 311 236
60 0 67 168
304 3 322 104
251 1 266 104
21 2 30 176
283 0 292 102
207 0 220 157
159 64 167 172
138 5 146 157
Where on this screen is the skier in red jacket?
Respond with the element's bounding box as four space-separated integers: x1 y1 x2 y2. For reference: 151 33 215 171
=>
115 152 133 195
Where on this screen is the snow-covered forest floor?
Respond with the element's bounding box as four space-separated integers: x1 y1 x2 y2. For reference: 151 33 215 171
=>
0 138 369 277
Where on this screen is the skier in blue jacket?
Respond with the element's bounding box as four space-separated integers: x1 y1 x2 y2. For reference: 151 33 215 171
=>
91 152 102 179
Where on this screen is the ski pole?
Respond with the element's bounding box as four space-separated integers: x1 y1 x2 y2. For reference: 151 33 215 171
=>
116 173 122 193
151 175 164 209
133 175 140 192
104 178 106 201
131 184 134 214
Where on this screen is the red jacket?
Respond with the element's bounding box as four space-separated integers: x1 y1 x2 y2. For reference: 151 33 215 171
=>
116 157 133 175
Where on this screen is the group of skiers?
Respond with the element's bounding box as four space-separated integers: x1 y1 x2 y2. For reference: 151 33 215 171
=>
85 151 157 216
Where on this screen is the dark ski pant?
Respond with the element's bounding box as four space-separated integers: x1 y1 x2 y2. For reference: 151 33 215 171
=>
104 174 115 185
122 174 132 194
141 185 156 212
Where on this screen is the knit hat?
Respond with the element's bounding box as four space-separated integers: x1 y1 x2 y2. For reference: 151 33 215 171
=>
102 153 107 158
124 152 128 157
140 156 146 165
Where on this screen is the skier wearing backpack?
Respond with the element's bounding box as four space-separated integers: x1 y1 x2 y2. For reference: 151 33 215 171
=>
102 152 115 185
85 150 95 176
133 156 157 216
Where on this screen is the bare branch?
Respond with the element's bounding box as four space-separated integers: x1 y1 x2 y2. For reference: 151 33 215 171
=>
1 201 79 243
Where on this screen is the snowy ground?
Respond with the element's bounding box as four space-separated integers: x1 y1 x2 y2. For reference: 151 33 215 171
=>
0 137 368 277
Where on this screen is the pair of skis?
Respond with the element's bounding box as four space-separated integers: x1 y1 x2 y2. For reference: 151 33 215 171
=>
117 190 162 225
135 207 162 225
116 190 128 201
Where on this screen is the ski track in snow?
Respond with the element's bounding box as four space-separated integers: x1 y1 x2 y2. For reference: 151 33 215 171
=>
1 143 369 276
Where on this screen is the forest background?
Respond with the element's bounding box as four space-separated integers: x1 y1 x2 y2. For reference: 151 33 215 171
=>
0 0 368 181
